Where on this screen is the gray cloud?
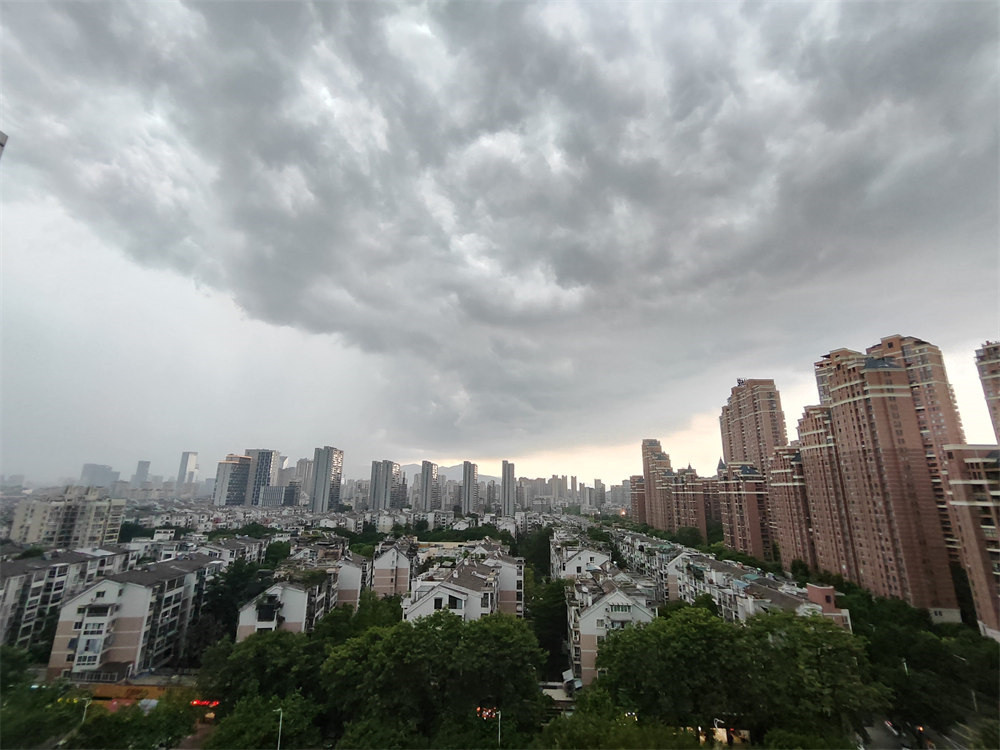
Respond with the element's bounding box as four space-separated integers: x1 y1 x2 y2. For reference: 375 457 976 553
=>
2 0 996 470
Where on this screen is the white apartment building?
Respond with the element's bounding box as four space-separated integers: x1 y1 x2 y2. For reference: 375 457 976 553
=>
673 553 852 629
567 570 656 686
236 573 337 641
403 560 502 622
11 492 126 548
1 547 139 650
47 555 223 681
549 532 611 580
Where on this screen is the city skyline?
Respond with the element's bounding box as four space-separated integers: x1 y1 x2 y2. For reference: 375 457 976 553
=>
2 2 996 488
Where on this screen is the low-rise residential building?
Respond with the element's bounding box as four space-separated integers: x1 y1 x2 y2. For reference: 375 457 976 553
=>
673 553 851 629
567 567 656 685
46 555 223 681
196 536 267 567
402 559 500 622
480 552 525 617
334 555 369 610
551 542 611 580
371 540 414 598
1 547 140 651
236 572 337 642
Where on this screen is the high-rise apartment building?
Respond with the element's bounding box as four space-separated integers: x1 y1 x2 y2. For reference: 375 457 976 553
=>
976 341 1000 442
80 464 118 488
718 462 771 560
212 454 252 507
945 445 1000 640
811 347 958 618
310 446 344 514
629 474 646 523
641 439 673 531
176 452 199 491
131 460 151 488
720 379 788 472
370 460 404 511
796 406 855 578
462 461 479 515
767 446 814 571
10 490 125 547
244 449 279 506
419 461 440 512
866 335 966 561
501 461 516 516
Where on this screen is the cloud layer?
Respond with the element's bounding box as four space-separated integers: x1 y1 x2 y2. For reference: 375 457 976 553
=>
2 1 997 476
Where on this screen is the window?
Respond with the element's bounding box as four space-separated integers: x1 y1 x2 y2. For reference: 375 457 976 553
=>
434 598 443 610
73 621 82 631
596 619 604 628
95 591 105 599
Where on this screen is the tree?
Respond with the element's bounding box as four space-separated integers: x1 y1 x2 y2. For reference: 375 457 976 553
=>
263 540 291 567
206 692 321 750
674 526 703 548
598 607 752 727
743 611 889 739
524 573 569 679
74 689 199 749
0 681 90 749
691 593 719 617
197 630 320 715
0 646 32 690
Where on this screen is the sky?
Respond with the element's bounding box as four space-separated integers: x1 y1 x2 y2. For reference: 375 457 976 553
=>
1 1 997 488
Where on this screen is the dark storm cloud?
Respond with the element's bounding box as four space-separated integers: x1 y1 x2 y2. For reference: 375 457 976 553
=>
3 0 996 455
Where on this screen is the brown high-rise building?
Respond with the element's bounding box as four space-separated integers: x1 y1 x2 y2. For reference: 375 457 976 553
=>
767 446 815 571
718 462 771 560
642 439 672 531
976 341 1000 442
812 348 958 618
866 335 966 562
629 475 646 523
720 379 788 472
796 405 856 579
945 445 1000 640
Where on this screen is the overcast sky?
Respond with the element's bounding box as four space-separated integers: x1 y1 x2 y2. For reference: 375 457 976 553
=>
2 1 997 487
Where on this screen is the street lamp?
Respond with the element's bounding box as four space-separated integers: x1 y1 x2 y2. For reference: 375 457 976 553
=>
274 707 283 750
953 655 978 712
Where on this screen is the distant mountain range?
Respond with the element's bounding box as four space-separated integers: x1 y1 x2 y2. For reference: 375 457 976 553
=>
399 463 500 484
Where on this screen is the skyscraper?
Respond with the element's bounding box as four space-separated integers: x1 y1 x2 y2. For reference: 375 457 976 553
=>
866 335 965 562
420 461 440 512
310 446 344 514
244 449 279 506
945 445 1000 640
976 341 1000 442
212 454 251 506
131 460 151 488
810 347 958 618
176 452 199 490
80 464 118 488
720 379 787 472
641 439 672 531
462 461 479 515
501 460 516 516
370 460 403 511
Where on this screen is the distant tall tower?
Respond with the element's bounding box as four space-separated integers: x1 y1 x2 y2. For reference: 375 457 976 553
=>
370 460 403 511
642 439 672 531
720 379 787 471
80 464 118 488
462 461 479 514
176 452 199 490
976 341 1000 442
811 347 958 617
131 461 151 488
420 461 440 512
244 449 279 506
213 454 251 506
629 475 646 522
310 446 344 514
501 461 516 516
